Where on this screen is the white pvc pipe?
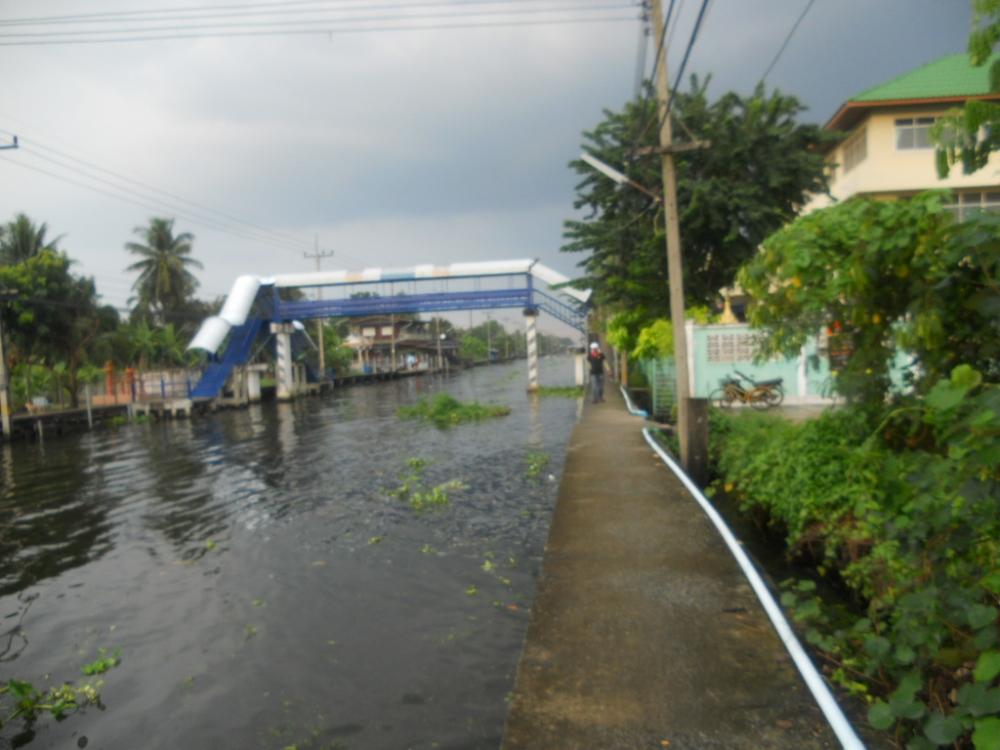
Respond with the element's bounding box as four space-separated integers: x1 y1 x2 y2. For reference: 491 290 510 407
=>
641 428 865 750
619 383 648 417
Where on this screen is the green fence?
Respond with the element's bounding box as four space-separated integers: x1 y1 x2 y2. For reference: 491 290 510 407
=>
640 357 677 421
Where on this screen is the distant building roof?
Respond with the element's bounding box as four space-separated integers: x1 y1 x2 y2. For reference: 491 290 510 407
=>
826 53 1000 132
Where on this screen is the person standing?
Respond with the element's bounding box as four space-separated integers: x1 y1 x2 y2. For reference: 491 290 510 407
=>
588 342 606 403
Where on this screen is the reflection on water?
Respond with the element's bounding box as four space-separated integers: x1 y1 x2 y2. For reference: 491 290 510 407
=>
0 358 581 750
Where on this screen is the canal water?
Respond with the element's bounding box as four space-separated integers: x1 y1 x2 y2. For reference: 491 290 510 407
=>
0 358 582 750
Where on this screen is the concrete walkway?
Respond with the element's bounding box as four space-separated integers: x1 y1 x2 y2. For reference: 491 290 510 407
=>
502 387 839 749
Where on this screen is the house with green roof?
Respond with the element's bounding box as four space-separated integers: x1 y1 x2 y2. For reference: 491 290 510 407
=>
805 53 1000 216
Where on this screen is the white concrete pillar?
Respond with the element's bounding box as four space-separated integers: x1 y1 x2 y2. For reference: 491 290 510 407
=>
247 369 262 402
271 322 295 401
525 311 539 392
574 348 585 387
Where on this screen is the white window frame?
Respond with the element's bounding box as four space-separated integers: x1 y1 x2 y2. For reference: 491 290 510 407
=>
895 117 936 150
943 190 1000 221
843 128 867 172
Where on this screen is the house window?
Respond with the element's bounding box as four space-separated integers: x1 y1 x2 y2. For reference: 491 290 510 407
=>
380 325 394 337
895 117 936 149
943 190 1000 221
362 326 376 337
843 129 867 172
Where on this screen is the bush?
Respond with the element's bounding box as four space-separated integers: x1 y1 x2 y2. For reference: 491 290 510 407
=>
710 366 999 748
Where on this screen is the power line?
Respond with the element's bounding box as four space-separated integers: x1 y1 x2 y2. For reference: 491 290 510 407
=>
0 121 370 269
13 144 321 254
758 0 817 85
0 0 603 27
658 0 711 130
0 13 637 46
0 0 539 26
1 156 325 255
631 2 649 100
4 133 316 251
646 0 677 87
0 2 635 39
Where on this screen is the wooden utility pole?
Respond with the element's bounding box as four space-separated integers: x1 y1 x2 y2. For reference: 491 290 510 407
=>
650 0 693 470
304 241 334 379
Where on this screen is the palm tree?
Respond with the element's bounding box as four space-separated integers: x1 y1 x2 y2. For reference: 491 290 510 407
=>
0 213 62 265
125 218 202 325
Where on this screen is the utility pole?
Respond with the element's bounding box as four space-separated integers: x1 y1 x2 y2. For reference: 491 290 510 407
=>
304 241 334 379
0 290 16 439
650 0 693 470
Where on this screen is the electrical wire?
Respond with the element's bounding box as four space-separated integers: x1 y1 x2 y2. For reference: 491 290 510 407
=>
0 11 638 46
0 128 315 251
657 0 711 131
0 0 605 27
1 156 330 257
631 2 649 101
0 3 636 39
647 0 678 86
0 0 548 26
758 0 817 85
14 145 325 254
0 120 370 269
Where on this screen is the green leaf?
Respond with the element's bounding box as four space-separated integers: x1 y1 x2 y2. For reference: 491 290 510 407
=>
975 652 1000 683
951 364 983 390
926 381 967 411
895 645 917 665
958 683 1000 717
869 701 895 730
969 604 998 630
973 717 1000 750
924 713 964 745
864 635 892 659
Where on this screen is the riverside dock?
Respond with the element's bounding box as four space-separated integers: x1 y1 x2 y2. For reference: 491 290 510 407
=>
502 387 842 749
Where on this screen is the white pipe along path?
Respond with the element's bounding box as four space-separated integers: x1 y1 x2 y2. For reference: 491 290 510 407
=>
641 428 866 750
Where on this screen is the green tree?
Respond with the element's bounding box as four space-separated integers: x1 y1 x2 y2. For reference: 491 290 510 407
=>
563 77 836 318
322 323 354 374
125 217 202 326
739 191 1000 404
933 0 1000 175
0 250 117 406
0 213 62 265
458 334 488 362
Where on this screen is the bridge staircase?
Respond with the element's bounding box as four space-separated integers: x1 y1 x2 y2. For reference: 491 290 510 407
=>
190 318 264 399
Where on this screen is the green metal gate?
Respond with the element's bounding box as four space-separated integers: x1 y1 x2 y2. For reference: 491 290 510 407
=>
640 357 677 422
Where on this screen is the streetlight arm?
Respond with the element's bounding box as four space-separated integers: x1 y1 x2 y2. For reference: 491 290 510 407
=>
579 152 662 203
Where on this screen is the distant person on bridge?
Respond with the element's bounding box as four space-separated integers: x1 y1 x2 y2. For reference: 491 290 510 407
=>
588 342 605 403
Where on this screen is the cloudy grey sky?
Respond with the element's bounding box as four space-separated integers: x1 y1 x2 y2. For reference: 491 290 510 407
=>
0 0 972 334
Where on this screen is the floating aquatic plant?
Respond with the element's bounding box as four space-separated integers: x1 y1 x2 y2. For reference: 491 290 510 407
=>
397 393 510 427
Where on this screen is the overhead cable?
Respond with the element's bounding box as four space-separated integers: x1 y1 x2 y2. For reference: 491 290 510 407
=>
0 2 635 38
758 0 817 85
0 0 602 27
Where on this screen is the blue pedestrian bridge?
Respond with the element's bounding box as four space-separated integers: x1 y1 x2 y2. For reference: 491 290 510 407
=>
185 259 591 399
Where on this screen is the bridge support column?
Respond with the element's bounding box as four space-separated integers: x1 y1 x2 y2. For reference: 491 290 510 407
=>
524 308 540 392
271 322 295 401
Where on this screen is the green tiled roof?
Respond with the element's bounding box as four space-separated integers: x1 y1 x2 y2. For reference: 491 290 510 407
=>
852 53 999 102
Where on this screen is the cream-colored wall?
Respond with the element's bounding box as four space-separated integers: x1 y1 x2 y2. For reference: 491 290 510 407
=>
805 106 1000 211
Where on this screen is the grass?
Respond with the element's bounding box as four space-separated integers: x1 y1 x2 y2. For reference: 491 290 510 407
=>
397 393 510 427
535 385 584 398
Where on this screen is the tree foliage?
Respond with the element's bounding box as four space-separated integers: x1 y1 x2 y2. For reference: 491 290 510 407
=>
125 217 202 326
563 77 836 319
739 192 1000 404
934 0 1000 176
0 213 62 266
0 250 118 405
